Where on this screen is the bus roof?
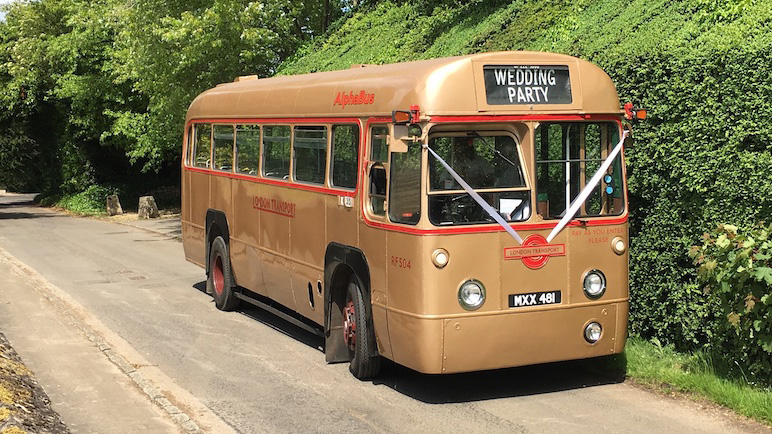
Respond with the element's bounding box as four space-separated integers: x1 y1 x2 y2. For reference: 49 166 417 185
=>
186 51 621 122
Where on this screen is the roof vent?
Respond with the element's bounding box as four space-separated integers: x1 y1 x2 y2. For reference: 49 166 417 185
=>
234 75 258 82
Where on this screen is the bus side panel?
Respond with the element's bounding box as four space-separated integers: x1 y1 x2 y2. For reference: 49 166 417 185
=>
288 188 326 325
384 232 425 313
385 314 443 373
230 178 267 295
181 168 193 263
209 174 232 229
183 170 210 267
382 231 428 363
357 222 393 359
258 183 296 310
324 195 358 250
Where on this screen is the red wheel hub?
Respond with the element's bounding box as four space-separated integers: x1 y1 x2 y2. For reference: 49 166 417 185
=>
343 300 356 350
213 255 224 296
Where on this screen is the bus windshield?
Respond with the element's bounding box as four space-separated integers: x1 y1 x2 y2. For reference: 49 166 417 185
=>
535 122 624 219
428 133 530 225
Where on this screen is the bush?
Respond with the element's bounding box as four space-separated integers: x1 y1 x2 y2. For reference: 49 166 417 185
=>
691 224 772 385
56 185 113 215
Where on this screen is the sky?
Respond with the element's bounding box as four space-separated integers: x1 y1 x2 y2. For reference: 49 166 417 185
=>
0 0 15 21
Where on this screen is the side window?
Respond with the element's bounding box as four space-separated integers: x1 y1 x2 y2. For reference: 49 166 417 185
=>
236 125 260 175
194 123 212 168
331 125 359 189
389 142 421 225
368 126 389 216
370 126 388 162
185 126 193 166
263 125 291 179
293 126 327 184
213 125 234 172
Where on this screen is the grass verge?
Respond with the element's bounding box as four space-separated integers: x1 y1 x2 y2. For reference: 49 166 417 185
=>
38 184 181 217
625 336 772 425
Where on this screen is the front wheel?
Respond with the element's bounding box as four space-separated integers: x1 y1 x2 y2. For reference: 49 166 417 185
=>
208 236 240 311
343 277 381 379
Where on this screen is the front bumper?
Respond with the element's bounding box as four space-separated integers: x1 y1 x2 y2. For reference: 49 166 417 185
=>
385 300 628 374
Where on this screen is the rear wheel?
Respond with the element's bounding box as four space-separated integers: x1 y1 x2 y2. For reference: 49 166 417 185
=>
208 236 240 311
343 277 381 379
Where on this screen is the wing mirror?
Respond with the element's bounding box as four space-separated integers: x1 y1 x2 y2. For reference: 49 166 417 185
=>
389 107 422 153
389 124 422 153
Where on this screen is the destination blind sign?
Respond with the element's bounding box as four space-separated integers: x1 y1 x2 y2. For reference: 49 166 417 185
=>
483 65 572 105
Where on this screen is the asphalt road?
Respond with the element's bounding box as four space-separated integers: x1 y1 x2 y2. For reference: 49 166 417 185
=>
0 194 767 434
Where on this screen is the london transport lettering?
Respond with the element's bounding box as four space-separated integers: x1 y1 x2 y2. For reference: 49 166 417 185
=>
504 234 566 270
333 90 375 109
483 65 572 105
253 196 296 218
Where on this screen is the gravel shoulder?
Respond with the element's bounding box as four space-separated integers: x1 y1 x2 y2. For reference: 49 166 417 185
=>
0 331 68 434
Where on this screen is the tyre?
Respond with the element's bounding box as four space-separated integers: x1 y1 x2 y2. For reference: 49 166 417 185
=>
208 236 240 311
343 276 381 379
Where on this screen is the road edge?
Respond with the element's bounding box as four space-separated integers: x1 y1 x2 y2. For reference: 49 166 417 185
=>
0 246 237 434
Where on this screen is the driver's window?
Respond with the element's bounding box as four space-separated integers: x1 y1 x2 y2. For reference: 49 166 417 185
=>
368 126 388 216
427 132 530 226
369 166 387 215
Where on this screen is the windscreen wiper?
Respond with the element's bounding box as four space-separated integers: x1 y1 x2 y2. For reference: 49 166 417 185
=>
467 131 518 169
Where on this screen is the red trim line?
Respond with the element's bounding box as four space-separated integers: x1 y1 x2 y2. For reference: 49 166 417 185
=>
184 166 357 197
184 117 362 197
358 115 628 235
187 117 362 125
360 215 627 236
429 114 622 122
187 115 629 235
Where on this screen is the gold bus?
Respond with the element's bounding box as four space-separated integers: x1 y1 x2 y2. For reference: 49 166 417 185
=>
182 52 637 379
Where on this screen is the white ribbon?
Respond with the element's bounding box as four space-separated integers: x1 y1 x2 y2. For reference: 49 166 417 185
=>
427 145 523 245
546 130 629 243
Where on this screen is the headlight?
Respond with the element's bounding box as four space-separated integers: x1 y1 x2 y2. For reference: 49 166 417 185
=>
611 236 626 255
432 248 449 268
582 269 606 299
584 322 602 343
458 279 485 310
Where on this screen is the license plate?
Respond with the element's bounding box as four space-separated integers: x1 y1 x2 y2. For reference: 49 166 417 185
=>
508 291 562 308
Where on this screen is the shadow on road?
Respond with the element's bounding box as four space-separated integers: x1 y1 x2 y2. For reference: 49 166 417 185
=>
0 197 56 220
372 354 626 403
192 281 325 351
192 281 626 404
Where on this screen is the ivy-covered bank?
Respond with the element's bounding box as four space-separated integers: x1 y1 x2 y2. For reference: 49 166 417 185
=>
280 0 772 385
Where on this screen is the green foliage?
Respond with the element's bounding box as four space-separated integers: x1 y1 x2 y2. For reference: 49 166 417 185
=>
691 224 772 384
626 336 772 423
0 123 41 192
56 184 112 215
0 0 347 197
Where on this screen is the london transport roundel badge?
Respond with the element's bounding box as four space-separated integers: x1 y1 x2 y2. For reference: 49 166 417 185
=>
503 234 566 270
